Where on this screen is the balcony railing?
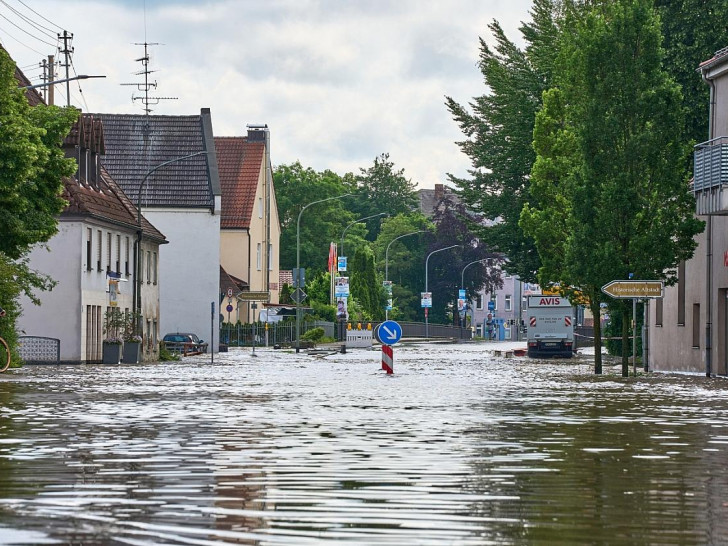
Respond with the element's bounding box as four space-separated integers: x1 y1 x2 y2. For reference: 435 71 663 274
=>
694 136 728 215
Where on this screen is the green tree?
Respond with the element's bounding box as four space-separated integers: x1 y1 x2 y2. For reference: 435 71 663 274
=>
350 153 418 241
274 162 356 271
445 0 566 282
0 48 78 359
350 246 386 320
372 213 433 320
523 0 703 374
656 0 728 146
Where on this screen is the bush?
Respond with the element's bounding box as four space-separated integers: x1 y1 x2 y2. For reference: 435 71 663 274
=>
302 327 325 342
159 341 180 361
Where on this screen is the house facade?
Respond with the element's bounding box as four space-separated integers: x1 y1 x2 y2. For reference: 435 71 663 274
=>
18 115 167 363
95 109 222 349
649 47 728 375
215 126 281 323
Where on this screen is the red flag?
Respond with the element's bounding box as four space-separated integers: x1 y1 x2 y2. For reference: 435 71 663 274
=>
328 242 336 272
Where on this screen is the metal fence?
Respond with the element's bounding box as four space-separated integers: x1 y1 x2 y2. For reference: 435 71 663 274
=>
18 336 60 365
220 321 334 347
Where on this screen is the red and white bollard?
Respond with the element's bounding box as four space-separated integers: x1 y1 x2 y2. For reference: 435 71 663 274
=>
381 344 394 375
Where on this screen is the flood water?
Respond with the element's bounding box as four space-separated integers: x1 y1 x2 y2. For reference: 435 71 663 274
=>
1 343 728 545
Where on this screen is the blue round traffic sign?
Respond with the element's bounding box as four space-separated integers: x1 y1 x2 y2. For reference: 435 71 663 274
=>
226 304 233 312
375 320 403 345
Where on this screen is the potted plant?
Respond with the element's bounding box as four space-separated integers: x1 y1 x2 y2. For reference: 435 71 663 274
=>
122 311 142 363
102 308 125 364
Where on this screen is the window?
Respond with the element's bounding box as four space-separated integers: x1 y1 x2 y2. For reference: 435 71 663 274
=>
116 235 121 273
125 237 130 275
86 228 92 270
153 252 158 284
146 250 151 283
505 294 512 311
678 261 685 326
106 232 112 271
692 303 700 348
97 230 102 271
655 298 663 326
476 294 483 310
258 197 263 218
268 243 273 271
257 243 262 270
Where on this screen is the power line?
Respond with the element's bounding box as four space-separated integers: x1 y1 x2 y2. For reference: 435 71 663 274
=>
0 28 46 56
14 0 63 32
0 12 55 47
69 53 89 112
0 0 57 39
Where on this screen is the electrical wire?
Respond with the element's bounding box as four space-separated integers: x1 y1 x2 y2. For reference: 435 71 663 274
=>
0 0 57 39
14 0 63 32
69 54 90 112
0 28 45 56
0 12 55 47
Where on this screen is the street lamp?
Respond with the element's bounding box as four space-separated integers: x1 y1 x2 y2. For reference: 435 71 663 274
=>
424 244 459 338
340 212 387 259
384 230 426 320
296 193 352 351
135 151 207 336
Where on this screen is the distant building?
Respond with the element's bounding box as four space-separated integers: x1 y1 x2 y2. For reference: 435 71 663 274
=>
418 184 525 339
215 126 281 323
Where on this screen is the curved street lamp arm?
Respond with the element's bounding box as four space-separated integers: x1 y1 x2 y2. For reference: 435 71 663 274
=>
461 258 491 291
385 230 426 282
425 244 460 293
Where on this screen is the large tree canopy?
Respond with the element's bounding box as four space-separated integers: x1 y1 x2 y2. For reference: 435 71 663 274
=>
0 49 78 261
445 0 566 282
521 0 703 374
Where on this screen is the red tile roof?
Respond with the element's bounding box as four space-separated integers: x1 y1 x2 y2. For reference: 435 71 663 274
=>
215 136 264 229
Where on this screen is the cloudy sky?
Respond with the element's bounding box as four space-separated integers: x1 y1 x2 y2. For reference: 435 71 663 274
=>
3 0 533 189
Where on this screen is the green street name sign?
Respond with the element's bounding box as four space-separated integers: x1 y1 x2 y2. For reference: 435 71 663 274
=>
601 280 663 299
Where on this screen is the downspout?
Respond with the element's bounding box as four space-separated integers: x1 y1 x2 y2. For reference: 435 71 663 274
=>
264 129 271 304
702 69 716 377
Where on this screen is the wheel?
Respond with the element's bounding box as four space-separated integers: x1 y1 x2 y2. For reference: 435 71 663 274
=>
0 336 9 372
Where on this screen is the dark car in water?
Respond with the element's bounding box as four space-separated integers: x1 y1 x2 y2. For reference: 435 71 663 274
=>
162 332 208 354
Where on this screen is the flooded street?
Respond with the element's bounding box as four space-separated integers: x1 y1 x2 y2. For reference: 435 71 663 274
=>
1 342 728 545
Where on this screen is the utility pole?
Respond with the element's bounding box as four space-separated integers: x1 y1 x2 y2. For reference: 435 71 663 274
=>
58 31 73 106
47 55 55 106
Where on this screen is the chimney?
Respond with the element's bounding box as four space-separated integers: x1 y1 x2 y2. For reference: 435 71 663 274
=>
435 183 444 201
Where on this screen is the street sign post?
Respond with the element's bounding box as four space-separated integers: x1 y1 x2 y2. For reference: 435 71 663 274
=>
601 280 663 299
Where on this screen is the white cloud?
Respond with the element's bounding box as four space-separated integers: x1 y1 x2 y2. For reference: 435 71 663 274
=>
4 0 532 188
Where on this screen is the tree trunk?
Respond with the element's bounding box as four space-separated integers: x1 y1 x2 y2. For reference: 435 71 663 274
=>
621 305 629 377
591 300 602 374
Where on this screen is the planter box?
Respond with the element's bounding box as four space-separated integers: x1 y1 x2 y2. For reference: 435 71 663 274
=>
102 342 122 364
123 341 141 364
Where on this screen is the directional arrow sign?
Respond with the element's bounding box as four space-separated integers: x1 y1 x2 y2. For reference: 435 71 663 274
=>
601 280 663 299
375 320 403 345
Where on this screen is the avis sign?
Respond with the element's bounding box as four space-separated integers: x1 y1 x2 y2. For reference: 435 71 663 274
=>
601 280 663 299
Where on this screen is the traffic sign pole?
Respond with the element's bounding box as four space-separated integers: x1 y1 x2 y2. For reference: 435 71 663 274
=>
382 344 394 374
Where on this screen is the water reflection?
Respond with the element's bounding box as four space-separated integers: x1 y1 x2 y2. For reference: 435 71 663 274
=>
0 346 726 544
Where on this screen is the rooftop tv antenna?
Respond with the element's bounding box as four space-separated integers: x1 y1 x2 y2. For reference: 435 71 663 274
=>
120 42 177 115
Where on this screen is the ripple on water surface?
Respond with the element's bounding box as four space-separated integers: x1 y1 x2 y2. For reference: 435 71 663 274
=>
0 343 727 544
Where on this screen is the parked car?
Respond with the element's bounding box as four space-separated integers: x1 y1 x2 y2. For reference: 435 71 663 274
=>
163 332 208 354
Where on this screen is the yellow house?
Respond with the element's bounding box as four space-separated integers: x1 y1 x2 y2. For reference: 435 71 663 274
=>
216 126 280 323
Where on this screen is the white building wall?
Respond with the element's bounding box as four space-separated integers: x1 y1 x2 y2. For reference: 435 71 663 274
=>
145 207 220 349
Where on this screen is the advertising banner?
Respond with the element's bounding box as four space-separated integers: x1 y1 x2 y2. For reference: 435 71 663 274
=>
335 276 350 298
421 292 432 308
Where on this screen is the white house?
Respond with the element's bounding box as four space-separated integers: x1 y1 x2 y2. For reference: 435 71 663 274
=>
94 109 222 349
19 115 167 363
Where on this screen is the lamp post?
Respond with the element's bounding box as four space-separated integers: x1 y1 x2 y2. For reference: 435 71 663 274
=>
135 151 207 337
340 212 387 259
461 259 489 337
424 244 459 338
296 193 352 351
384 230 426 320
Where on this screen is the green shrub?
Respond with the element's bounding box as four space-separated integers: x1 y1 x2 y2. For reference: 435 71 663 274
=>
302 327 325 342
159 341 180 361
